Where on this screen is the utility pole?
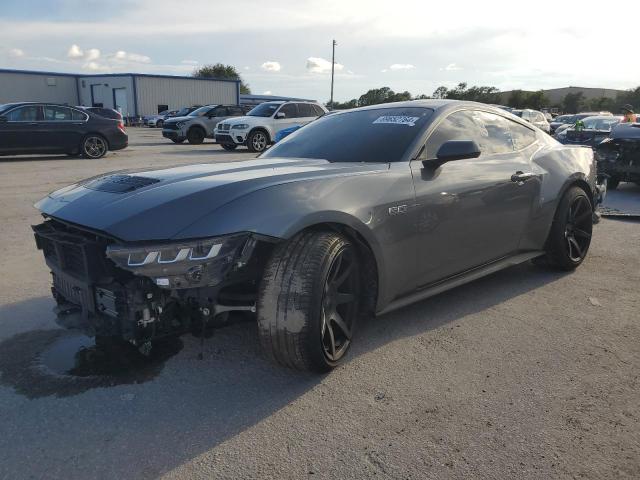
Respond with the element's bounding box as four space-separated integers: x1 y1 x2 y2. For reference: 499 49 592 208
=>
330 39 337 110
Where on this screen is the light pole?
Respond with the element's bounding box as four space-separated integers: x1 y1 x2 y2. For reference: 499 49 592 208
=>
330 39 337 110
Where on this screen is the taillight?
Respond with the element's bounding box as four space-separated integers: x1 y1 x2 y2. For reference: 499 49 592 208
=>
117 121 126 134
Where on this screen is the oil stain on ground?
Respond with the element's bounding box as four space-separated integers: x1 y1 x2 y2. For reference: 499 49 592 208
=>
0 329 182 398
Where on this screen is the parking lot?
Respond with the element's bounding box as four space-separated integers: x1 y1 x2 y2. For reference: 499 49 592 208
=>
0 128 639 479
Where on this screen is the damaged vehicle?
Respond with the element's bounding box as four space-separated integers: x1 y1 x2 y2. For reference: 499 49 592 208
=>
33 100 598 372
596 122 640 189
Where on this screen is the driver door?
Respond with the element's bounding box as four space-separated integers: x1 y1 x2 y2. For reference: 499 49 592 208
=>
409 109 539 287
273 103 299 135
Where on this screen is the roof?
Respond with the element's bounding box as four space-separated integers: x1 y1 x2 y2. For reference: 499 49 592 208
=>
0 68 240 84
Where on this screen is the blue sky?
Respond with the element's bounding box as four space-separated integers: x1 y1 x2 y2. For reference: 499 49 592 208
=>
1 0 638 101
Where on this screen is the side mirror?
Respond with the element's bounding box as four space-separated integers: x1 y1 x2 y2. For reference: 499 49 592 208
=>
275 112 286 119
430 140 481 165
0 116 7 123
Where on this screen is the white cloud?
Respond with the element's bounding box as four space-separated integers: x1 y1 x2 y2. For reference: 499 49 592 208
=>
443 63 461 71
389 63 415 71
261 61 281 72
112 50 150 63
9 48 24 58
181 59 199 65
67 44 84 58
306 57 344 74
85 48 101 61
243 66 250 70
263 90 272 95
83 61 106 71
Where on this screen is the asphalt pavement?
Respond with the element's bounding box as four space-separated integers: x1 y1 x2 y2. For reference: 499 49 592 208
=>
0 128 638 479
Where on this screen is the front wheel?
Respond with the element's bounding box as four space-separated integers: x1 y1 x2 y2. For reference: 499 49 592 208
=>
221 143 237 151
247 130 268 153
187 127 205 144
81 135 108 159
156 120 164 129
171 139 185 144
538 186 593 270
257 231 362 372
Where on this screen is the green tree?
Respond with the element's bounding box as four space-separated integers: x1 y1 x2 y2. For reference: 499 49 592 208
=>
507 90 527 109
562 92 586 113
526 90 548 110
432 86 449 99
193 63 251 94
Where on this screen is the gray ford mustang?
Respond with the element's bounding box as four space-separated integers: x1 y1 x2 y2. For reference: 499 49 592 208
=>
33 100 597 372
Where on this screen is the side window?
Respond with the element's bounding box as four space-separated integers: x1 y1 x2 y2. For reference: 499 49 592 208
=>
313 105 325 116
6 105 41 121
423 110 484 159
278 103 297 118
212 106 228 117
71 109 88 121
509 121 536 150
473 111 514 154
298 103 315 118
229 106 243 116
43 106 72 121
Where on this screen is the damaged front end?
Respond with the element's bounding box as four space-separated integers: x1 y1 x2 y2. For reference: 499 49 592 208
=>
33 218 278 349
596 123 640 187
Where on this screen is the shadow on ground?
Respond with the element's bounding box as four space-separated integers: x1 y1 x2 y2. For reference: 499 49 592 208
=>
0 261 567 478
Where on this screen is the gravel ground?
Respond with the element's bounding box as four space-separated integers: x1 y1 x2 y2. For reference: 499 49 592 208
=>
0 128 638 479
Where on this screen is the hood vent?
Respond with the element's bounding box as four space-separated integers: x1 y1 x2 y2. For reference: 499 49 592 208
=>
84 174 160 193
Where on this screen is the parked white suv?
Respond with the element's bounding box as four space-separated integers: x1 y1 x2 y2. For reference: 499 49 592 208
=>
162 104 245 144
512 109 550 133
215 101 327 152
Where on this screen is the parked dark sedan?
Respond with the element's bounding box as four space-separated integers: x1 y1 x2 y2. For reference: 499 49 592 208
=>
596 122 640 189
557 115 622 147
33 100 597 372
0 102 127 158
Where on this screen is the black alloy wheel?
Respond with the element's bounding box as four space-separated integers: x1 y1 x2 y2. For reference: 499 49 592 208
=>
320 246 359 363
82 135 108 159
564 194 593 263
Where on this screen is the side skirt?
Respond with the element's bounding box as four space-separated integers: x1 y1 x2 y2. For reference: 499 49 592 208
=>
377 251 544 316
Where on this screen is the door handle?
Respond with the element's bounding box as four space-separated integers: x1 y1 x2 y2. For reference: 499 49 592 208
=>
511 171 537 183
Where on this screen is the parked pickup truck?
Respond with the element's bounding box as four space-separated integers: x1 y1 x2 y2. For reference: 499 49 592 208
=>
162 104 245 144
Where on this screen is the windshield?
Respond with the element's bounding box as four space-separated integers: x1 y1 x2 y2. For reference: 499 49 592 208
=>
262 107 434 163
512 110 523 117
247 102 281 117
582 116 621 130
174 107 191 117
188 105 216 117
555 115 574 124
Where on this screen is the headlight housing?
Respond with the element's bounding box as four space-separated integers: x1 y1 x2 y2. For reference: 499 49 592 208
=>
231 124 249 130
106 234 249 289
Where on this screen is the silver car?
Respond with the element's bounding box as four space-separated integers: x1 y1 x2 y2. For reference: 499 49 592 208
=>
162 104 245 144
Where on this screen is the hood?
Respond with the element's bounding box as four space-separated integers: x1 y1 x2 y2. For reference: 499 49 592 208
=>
219 116 268 128
164 115 192 124
35 158 388 242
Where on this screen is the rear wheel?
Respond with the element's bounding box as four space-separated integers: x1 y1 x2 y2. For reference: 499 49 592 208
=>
538 186 593 270
81 135 108 159
247 130 268 153
221 143 237 151
187 127 205 144
257 231 361 372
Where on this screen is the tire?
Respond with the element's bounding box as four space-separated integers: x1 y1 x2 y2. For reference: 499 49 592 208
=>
607 176 620 190
257 230 362 372
156 120 164 129
221 143 237 151
171 139 185 144
187 127 205 145
247 130 269 153
539 186 593 271
81 134 108 159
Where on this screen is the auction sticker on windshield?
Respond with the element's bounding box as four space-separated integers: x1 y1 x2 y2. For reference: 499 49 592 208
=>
373 116 420 126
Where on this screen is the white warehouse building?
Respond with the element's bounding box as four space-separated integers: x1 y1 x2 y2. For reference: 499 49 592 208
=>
0 69 241 117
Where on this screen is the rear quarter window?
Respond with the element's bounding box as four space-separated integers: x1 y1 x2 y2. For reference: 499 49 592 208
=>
509 120 537 150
